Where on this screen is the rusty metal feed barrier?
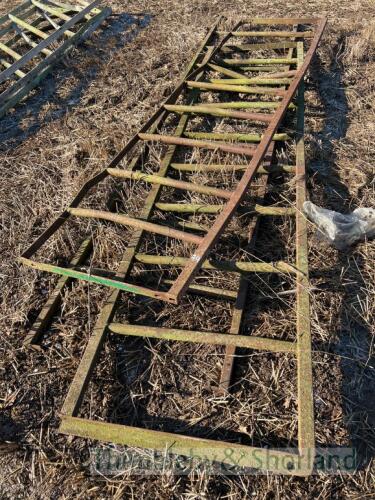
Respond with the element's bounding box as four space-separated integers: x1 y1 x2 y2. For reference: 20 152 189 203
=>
21 17 326 475
0 0 111 118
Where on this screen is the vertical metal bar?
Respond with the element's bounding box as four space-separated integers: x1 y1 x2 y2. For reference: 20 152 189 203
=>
295 41 314 468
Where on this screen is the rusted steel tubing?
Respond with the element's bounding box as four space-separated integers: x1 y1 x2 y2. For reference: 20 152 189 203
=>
0 41 22 60
295 41 314 462
241 17 318 25
210 78 292 85
155 203 223 213
138 133 257 156
108 323 296 353
67 208 203 245
223 57 298 65
184 131 291 142
107 168 232 199
167 18 327 302
222 42 298 51
134 253 301 275
170 163 296 174
222 31 314 38
154 203 295 215
255 205 295 215
207 62 247 79
60 416 303 475
196 101 294 109
187 80 286 96
236 65 286 72
175 220 209 232
164 104 273 123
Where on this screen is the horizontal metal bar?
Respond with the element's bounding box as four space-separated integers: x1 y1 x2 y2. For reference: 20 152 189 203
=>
154 202 295 215
170 163 296 174
195 101 295 110
155 202 224 213
134 253 301 275
20 257 173 301
223 57 298 65
262 70 298 78
165 104 273 123
242 18 318 25
59 417 305 475
187 81 286 95
184 131 291 142
222 42 298 50
207 62 247 79
48 0 98 18
175 220 209 232
224 31 314 38
107 168 232 199
67 207 203 244
254 205 295 215
236 65 287 72
139 133 257 156
0 41 22 60
109 323 296 353
210 78 292 85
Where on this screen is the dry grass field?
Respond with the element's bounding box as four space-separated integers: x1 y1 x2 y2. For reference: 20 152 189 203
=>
0 0 374 498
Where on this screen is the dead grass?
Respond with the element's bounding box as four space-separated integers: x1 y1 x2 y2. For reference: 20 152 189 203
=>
0 0 374 498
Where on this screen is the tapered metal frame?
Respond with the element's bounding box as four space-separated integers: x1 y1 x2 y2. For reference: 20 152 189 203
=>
43 22 319 475
19 17 326 311
0 0 111 118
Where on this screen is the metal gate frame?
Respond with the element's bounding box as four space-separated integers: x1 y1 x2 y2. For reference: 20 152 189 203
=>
45 20 323 475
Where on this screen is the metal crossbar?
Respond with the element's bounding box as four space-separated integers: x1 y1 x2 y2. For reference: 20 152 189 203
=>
0 0 111 118
19 16 326 310
21 17 325 475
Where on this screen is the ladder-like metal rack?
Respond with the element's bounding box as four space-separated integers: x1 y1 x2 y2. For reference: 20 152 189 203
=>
21 17 326 475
